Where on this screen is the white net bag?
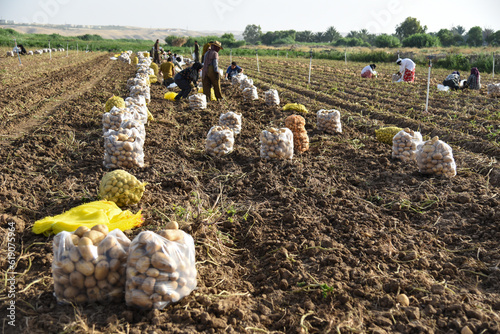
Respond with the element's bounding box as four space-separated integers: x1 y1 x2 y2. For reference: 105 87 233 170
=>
317 109 342 134
104 128 145 169
392 128 422 162
416 136 456 177
206 126 235 157
219 112 242 135
243 86 259 101
260 127 294 160
188 94 207 110
103 107 133 134
264 89 280 106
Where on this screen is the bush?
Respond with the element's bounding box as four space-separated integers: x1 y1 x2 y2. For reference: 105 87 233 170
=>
402 33 440 48
374 34 401 48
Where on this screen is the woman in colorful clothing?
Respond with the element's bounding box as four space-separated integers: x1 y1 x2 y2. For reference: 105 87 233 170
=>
395 58 416 82
361 64 377 78
466 67 481 90
173 62 203 101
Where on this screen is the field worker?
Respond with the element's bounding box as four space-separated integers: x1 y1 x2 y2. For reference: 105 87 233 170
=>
194 41 200 63
201 41 213 64
153 39 161 64
361 64 377 78
225 61 243 80
442 71 461 91
172 56 183 71
202 40 224 101
159 57 175 88
18 44 28 55
174 62 203 101
395 58 416 82
466 67 481 90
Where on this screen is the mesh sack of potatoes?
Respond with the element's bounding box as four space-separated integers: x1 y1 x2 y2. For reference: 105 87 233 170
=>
103 107 133 134
126 104 148 126
487 83 500 97
129 85 151 104
231 73 247 86
243 86 259 101
103 128 145 169
239 78 254 90
104 96 126 113
125 229 197 310
260 127 294 160
375 126 403 145
149 63 159 76
188 94 207 110
264 89 280 106
118 53 131 64
205 126 235 157
127 77 148 89
416 136 456 177
52 225 131 304
125 96 148 123
219 112 242 135
99 169 146 207
119 119 146 141
391 128 422 162
285 114 309 153
317 109 342 134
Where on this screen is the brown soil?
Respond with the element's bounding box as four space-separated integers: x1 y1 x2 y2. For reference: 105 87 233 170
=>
0 53 499 334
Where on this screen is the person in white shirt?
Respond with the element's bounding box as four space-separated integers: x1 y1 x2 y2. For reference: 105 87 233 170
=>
361 64 377 78
395 58 416 82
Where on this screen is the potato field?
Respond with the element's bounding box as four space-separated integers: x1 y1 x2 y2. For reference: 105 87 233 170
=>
0 50 499 334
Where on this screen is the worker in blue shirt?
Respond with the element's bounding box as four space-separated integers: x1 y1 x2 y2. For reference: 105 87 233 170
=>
225 61 243 80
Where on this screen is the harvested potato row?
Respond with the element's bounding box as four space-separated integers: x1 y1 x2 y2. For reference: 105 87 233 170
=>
260 127 294 160
206 126 235 157
317 109 342 134
188 94 207 110
285 115 309 153
125 229 197 310
392 128 422 162
103 128 144 169
243 86 259 101
52 225 131 304
264 89 280 106
219 112 242 135
416 136 457 177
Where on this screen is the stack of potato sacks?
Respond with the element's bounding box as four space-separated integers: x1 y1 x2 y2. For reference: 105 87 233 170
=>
102 53 154 169
285 114 309 153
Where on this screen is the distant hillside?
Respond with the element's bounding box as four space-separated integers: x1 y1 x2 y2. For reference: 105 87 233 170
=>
0 24 243 41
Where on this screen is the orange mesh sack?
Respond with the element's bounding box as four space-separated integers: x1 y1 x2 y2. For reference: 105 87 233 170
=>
285 114 309 153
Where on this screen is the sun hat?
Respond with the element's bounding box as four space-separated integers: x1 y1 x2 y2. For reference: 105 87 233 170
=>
211 41 223 49
396 58 402 64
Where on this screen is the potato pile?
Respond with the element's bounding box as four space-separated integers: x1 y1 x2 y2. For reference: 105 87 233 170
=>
317 109 342 134
188 94 207 109
375 126 403 145
264 89 280 106
416 136 456 177
285 114 309 153
105 96 126 113
103 128 145 169
260 127 294 160
219 112 242 135
102 107 133 134
125 229 197 310
53 225 130 304
205 126 235 157
99 170 146 207
239 78 254 90
487 83 500 97
243 86 259 101
392 128 422 162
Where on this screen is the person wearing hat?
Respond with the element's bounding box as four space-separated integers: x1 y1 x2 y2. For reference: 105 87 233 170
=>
174 62 203 101
361 64 377 78
395 58 416 82
201 41 214 64
202 40 224 101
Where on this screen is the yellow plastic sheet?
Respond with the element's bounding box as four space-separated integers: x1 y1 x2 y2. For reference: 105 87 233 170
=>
32 200 143 236
164 92 178 101
198 87 216 101
282 103 308 113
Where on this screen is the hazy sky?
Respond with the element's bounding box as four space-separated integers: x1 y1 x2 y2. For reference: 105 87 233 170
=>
1 0 499 35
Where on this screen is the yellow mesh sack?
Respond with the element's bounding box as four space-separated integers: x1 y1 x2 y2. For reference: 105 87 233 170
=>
282 103 308 113
32 200 143 236
105 96 125 113
164 92 178 101
375 127 403 145
99 170 146 207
